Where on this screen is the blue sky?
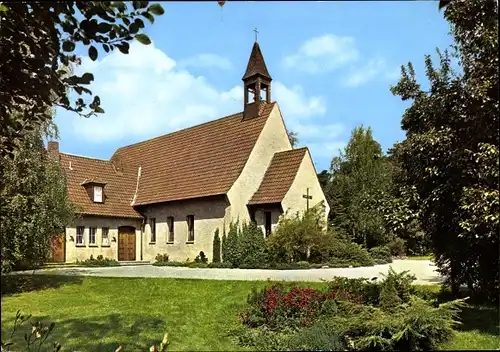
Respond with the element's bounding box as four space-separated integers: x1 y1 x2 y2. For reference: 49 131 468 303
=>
55 1 454 171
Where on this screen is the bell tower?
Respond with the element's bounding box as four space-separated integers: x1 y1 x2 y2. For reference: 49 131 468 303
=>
242 32 272 120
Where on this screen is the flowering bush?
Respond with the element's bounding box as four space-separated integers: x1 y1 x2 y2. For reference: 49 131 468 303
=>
240 283 365 330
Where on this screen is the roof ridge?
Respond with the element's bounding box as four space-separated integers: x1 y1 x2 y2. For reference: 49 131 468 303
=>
60 152 110 162
114 102 276 154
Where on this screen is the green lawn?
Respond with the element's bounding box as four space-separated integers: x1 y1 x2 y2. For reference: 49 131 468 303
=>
1 275 498 351
407 255 434 260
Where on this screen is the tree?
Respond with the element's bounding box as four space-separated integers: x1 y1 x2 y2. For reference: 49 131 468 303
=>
0 121 76 273
317 170 331 193
374 143 430 256
287 129 299 148
327 126 393 248
0 1 164 157
390 0 498 299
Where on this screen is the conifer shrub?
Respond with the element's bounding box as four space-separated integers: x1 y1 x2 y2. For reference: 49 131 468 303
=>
369 246 393 264
212 228 221 263
194 251 208 264
237 222 268 268
222 221 240 267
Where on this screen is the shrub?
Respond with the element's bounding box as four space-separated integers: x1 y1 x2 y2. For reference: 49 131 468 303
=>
240 284 364 330
369 246 393 264
229 326 294 351
207 261 233 268
236 270 468 352
155 253 169 263
267 203 327 263
76 256 119 267
223 222 240 267
194 251 208 264
328 295 467 351
212 228 221 263
152 261 186 267
286 321 346 351
187 262 208 268
328 239 375 267
388 237 406 257
238 222 268 268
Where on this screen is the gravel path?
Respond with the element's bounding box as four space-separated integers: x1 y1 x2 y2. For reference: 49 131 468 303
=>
13 260 441 285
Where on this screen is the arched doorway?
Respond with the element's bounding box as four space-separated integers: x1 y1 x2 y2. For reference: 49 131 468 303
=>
118 226 136 261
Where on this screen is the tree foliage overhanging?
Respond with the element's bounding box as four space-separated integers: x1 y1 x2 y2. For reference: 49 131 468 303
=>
390 0 498 299
0 1 164 157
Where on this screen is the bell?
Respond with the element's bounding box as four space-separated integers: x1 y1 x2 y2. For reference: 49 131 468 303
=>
218 1 225 7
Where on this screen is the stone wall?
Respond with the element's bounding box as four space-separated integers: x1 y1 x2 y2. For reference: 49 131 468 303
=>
140 196 228 262
65 216 142 262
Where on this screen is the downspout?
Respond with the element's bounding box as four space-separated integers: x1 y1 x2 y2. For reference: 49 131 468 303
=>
131 166 145 261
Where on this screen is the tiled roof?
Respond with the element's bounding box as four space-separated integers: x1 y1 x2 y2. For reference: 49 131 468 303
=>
60 153 142 218
242 42 272 81
248 148 307 205
111 102 276 206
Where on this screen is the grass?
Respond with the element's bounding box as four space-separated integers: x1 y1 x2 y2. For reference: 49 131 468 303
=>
1 275 498 351
407 255 434 260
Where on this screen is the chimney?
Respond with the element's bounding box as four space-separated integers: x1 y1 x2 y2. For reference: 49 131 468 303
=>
47 141 60 160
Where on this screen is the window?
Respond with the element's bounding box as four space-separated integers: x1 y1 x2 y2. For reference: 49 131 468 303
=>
93 186 103 203
264 211 272 237
102 227 109 246
186 215 194 242
149 218 156 243
167 216 174 243
89 227 97 245
76 226 85 245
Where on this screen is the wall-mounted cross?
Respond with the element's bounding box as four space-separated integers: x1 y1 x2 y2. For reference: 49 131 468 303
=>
302 188 313 211
253 27 259 42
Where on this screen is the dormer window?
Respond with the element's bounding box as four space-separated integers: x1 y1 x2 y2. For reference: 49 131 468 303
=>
80 179 106 204
94 186 103 203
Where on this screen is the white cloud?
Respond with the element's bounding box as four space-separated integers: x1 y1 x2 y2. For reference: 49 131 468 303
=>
282 34 359 74
343 57 400 87
307 141 346 161
62 41 334 145
178 53 232 70
273 82 326 118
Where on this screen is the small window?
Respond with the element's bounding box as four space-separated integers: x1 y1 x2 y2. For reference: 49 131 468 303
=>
187 215 194 242
264 211 272 237
89 227 97 245
94 186 103 203
167 216 174 242
102 227 109 245
149 218 156 243
76 226 85 245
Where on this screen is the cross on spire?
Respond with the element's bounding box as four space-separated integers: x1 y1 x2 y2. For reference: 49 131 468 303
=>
302 188 313 211
253 27 259 42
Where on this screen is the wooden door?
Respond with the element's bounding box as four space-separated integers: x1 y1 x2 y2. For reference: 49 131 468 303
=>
118 227 136 261
50 233 65 263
